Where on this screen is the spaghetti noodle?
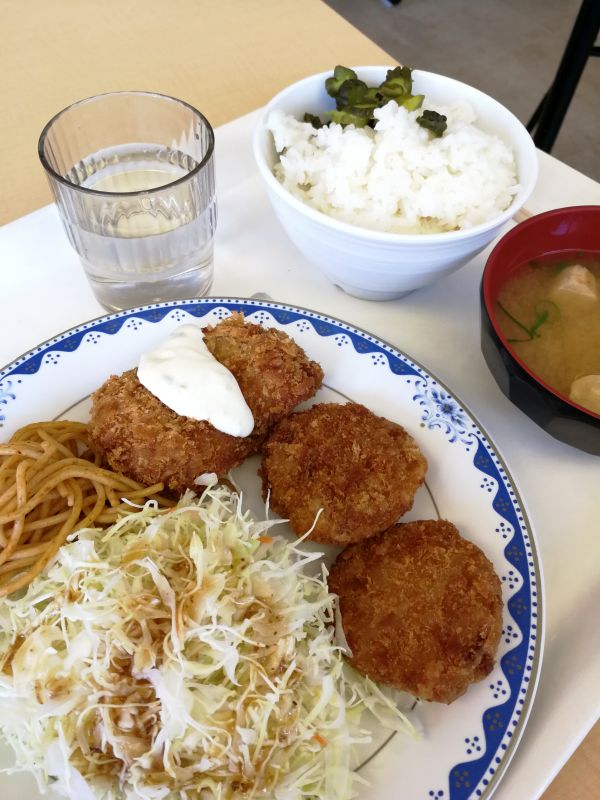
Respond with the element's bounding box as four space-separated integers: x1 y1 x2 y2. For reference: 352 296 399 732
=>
0 421 174 597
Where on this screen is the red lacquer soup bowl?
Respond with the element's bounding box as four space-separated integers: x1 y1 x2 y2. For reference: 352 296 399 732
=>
480 205 600 454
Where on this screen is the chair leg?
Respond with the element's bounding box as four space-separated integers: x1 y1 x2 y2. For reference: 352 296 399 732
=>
526 91 548 133
529 0 600 152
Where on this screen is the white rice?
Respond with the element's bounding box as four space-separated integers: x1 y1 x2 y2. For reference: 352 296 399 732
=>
267 100 519 234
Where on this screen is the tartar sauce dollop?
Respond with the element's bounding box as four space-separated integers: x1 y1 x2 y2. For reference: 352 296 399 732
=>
137 324 254 437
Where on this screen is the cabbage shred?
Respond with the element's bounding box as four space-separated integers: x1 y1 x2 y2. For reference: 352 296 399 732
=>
0 486 413 799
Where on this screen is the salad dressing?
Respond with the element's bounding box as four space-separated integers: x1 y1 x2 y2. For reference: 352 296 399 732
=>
137 324 254 437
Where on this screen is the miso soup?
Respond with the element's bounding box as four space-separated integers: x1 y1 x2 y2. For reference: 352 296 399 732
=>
496 252 600 415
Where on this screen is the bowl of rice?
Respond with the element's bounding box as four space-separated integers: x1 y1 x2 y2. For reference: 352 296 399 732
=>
253 66 538 301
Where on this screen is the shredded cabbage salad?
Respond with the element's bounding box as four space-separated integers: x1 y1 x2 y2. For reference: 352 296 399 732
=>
0 485 415 800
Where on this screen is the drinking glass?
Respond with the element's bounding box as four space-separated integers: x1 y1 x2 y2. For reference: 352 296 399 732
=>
38 91 217 311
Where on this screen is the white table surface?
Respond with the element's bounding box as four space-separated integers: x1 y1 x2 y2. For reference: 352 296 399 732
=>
1 110 599 800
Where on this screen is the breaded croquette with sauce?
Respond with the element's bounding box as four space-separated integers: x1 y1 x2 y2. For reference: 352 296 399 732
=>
89 314 323 492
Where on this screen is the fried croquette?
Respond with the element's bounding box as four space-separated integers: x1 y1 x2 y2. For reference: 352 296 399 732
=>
328 519 503 704
260 402 427 544
88 314 323 492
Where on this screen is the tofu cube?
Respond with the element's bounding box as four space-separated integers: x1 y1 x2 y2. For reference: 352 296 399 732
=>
569 375 600 415
550 264 597 304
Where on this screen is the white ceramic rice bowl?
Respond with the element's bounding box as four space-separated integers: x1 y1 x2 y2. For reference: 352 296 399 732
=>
253 67 538 301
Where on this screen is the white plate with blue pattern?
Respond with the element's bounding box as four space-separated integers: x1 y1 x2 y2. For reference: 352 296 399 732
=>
0 298 543 800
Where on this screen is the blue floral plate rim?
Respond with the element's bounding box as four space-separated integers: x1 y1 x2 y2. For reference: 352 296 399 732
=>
0 296 544 800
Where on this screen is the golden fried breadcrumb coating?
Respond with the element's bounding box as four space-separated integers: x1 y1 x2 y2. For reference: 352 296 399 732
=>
260 402 427 544
328 519 503 704
89 314 323 492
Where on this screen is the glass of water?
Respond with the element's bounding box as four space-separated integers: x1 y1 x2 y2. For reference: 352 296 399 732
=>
38 91 217 311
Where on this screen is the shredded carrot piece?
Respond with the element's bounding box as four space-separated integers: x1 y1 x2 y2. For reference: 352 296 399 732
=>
258 535 273 544
313 733 328 747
